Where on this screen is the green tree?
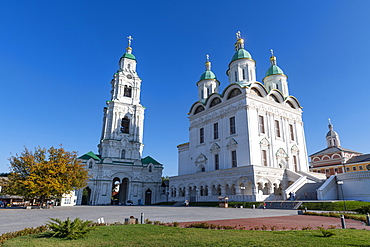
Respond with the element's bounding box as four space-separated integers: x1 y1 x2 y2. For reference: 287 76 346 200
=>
3 146 89 205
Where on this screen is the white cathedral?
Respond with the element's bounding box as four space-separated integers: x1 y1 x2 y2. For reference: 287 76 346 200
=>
169 32 325 202
76 37 164 205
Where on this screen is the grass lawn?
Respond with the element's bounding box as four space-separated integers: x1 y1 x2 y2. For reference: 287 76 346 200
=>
301 201 370 211
3 224 370 247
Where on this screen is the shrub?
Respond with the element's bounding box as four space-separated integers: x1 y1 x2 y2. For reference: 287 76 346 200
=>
301 225 312 230
46 217 95 240
317 227 335 237
303 211 367 224
0 225 48 244
270 226 278 231
355 205 370 214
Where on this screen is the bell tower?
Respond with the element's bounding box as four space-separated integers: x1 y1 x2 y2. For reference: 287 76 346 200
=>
98 36 145 160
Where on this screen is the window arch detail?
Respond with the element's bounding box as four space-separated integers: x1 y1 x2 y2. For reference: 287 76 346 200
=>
210 97 222 107
227 88 242 99
194 105 205 114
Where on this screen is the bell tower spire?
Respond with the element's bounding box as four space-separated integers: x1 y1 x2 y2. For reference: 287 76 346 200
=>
326 118 341 147
99 36 145 160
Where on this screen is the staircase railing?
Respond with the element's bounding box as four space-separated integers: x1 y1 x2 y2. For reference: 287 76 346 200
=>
284 175 307 200
316 175 336 200
298 171 326 182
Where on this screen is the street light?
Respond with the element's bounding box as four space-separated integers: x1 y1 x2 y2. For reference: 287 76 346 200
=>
240 186 245 207
337 181 347 211
166 191 169 205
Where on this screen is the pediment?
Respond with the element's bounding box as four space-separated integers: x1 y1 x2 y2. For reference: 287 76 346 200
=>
227 138 238 148
291 145 299 153
195 153 207 164
210 143 220 151
276 148 288 158
259 138 270 146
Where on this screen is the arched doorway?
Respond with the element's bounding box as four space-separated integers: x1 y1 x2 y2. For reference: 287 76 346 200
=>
81 187 91 205
145 189 152 205
111 178 120 205
111 177 129 205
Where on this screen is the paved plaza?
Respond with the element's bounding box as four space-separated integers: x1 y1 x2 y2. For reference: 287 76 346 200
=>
0 205 297 234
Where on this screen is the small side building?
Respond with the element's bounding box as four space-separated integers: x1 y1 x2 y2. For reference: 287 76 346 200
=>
310 120 362 177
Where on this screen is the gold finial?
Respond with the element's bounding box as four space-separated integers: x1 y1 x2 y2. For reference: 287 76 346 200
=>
270 49 277 65
234 31 245 51
205 54 211 70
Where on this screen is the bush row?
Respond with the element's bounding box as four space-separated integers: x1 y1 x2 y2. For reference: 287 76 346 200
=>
0 225 48 244
303 211 367 224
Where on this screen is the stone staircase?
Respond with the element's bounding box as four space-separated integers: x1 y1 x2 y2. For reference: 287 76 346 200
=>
264 201 303 210
295 181 325 200
172 201 183 207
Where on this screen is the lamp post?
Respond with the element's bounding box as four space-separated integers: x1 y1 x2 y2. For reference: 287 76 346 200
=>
337 181 347 211
240 186 245 207
166 191 169 205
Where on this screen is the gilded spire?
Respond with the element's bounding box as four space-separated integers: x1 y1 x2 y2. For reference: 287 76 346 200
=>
235 31 245 51
270 49 277 65
126 35 133 54
205 54 211 71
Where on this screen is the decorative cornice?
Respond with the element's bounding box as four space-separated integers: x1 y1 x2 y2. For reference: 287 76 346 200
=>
190 101 245 128
247 100 302 122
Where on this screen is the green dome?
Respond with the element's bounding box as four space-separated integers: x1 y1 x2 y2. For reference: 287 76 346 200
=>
231 49 252 62
199 70 217 81
122 53 136 60
265 65 284 76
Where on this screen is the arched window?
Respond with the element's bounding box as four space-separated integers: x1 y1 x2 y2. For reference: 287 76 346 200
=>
148 165 153 172
287 101 295 109
124 85 132 97
227 88 242 99
210 97 221 107
88 161 93 169
121 150 126 159
270 94 279 103
251 88 262 97
121 117 130 134
194 105 205 114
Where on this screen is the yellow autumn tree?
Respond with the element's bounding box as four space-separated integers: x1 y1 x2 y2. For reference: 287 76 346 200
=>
4 146 89 205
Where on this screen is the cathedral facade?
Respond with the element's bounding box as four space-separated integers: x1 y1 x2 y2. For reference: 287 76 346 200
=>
170 32 321 202
76 38 163 205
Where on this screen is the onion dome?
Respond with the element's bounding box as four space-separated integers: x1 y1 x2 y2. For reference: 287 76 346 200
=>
326 118 341 147
121 35 136 60
230 31 252 62
265 49 284 76
199 55 217 81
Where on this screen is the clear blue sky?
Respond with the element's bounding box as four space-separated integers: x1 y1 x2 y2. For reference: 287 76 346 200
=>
1 1 370 176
